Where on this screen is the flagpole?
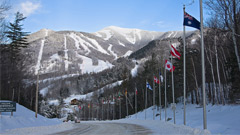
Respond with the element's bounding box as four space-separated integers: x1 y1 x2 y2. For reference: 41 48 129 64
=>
113 94 115 120
159 68 162 120
183 5 186 126
107 99 109 120
126 90 128 118
171 55 176 124
89 102 90 121
200 0 207 129
102 99 103 120
153 74 155 120
145 80 147 120
164 64 167 121
135 85 137 119
97 103 99 120
119 97 121 119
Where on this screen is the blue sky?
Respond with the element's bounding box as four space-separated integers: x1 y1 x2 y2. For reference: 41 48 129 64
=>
9 0 208 33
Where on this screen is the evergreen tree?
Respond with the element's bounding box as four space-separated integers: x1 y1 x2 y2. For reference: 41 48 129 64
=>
5 11 28 56
1 11 29 102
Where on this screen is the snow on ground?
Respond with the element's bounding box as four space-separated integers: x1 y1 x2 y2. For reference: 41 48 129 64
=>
173 31 178 37
107 44 118 60
135 29 142 40
118 40 125 46
83 34 109 55
39 84 54 97
123 50 132 57
0 101 65 134
2 100 239 135
41 73 80 83
107 26 139 44
68 33 91 54
98 80 123 92
131 62 139 77
167 31 174 38
48 99 60 106
94 32 102 38
76 53 114 74
64 35 69 71
63 93 92 104
1 122 75 135
97 30 112 40
128 103 240 134
69 33 110 55
63 80 123 104
35 39 45 75
45 29 48 37
191 38 197 44
115 119 210 135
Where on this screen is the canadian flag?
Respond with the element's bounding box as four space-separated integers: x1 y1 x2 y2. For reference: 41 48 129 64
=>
171 45 181 60
165 60 175 72
154 76 160 84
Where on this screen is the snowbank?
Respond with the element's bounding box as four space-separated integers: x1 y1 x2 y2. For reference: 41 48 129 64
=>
116 119 210 135
0 101 62 133
128 104 240 134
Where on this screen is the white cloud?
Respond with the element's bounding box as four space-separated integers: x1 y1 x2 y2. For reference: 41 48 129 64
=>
19 1 41 16
152 21 166 28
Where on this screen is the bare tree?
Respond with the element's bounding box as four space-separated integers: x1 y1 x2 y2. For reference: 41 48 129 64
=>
205 0 240 71
0 0 10 44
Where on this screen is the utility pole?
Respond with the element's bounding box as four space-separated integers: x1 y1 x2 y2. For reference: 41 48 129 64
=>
35 71 39 118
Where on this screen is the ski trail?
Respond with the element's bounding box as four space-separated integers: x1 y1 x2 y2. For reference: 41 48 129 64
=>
35 40 45 75
64 35 69 71
173 31 178 37
45 29 48 37
68 33 90 54
108 44 118 60
168 31 174 38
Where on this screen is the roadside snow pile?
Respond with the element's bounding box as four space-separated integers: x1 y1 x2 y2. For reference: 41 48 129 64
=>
116 119 210 135
1 122 75 135
0 101 65 134
128 104 240 134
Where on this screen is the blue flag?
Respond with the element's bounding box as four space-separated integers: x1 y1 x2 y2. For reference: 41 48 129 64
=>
146 82 152 90
183 12 200 30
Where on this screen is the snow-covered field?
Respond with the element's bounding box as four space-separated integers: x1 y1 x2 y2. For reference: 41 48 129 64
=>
128 103 240 134
1 100 239 135
0 101 64 134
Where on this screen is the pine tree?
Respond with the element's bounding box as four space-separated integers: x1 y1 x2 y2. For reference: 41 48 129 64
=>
5 11 28 56
2 11 29 102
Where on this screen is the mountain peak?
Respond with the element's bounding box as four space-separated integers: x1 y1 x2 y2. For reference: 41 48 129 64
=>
103 26 141 33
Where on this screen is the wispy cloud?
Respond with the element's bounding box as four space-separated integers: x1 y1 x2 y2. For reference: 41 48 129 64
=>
152 21 168 28
18 1 41 17
152 21 181 31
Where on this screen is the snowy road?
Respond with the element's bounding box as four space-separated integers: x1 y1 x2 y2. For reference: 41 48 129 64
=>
51 122 152 135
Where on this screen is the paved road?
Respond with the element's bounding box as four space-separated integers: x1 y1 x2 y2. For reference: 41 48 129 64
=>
51 122 152 135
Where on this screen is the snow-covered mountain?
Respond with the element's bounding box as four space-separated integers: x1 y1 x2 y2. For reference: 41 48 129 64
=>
21 26 200 118
25 26 196 76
